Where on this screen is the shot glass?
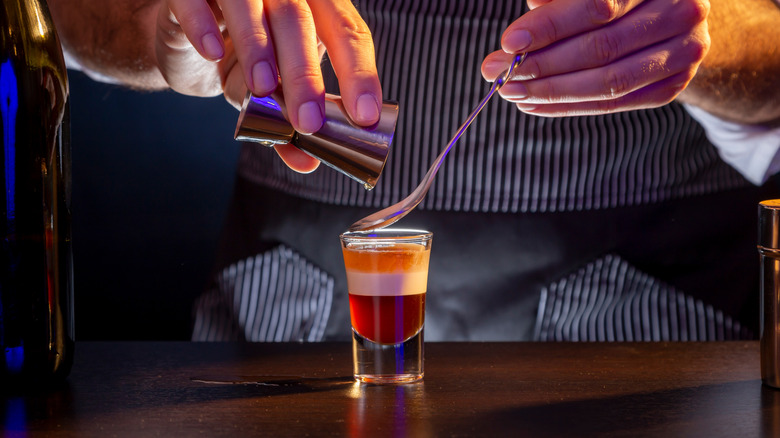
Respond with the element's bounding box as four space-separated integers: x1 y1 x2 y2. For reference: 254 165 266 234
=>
340 229 433 384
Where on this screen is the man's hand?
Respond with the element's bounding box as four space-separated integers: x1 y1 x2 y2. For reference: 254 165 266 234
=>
481 0 710 117
51 0 384 173
157 0 382 127
155 0 384 172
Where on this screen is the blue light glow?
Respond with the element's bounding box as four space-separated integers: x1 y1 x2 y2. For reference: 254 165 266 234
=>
1 59 20 357
250 95 281 111
1 59 17 227
4 397 27 432
5 345 24 374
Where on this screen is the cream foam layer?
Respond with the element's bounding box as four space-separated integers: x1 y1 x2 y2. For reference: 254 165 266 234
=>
345 270 428 296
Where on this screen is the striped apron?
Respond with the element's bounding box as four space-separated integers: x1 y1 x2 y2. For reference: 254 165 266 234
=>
193 0 773 342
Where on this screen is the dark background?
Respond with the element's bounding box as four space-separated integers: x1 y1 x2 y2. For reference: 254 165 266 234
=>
68 70 241 341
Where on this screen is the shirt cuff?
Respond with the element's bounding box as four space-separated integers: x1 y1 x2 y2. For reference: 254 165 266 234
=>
684 103 780 185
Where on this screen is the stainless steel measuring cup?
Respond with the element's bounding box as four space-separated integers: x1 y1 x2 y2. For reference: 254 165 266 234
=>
235 91 398 190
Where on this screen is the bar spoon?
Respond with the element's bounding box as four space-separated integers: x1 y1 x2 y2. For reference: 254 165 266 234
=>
348 52 526 232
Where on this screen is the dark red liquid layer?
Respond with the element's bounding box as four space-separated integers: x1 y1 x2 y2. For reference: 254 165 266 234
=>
349 293 425 345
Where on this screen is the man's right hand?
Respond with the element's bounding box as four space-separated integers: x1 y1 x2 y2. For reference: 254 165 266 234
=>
155 0 384 172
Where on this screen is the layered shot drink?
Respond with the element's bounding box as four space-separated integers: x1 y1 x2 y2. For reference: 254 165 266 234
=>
340 229 432 384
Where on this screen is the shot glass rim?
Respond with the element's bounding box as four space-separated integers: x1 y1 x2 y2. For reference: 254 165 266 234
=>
340 228 432 244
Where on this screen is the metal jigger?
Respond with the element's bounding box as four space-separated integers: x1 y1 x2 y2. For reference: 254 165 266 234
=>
235 91 398 190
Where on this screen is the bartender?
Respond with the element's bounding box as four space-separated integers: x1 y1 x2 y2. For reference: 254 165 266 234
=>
51 0 780 341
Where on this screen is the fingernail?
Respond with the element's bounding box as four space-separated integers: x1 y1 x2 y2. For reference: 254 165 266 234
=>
504 30 532 53
252 62 277 95
297 101 324 134
201 33 224 60
355 93 380 124
515 102 536 113
485 62 507 78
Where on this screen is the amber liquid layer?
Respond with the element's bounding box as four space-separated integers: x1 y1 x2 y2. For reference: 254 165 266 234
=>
349 293 425 345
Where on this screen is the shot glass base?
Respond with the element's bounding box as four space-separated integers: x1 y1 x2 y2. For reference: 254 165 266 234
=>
354 373 423 385
352 329 423 385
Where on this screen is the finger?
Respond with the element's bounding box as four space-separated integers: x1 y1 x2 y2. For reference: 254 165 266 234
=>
219 39 318 172
481 51 517 82
310 0 382 126
274 143 321 173
526 0 554 9
501 0 643 54
223 74 247 110
157 1 224 96
165 0 225 61
218 0 278 97
513 70 693 117
499 30 708 105
264 1 325 135
217 39 247 109
507 0 710 81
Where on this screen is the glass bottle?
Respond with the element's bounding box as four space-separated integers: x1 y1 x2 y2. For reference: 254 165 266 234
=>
0 0 74 387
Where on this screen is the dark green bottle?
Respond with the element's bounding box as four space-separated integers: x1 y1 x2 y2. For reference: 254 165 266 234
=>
0 0 74 387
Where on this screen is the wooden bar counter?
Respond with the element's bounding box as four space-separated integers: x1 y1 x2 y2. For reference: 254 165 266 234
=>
2 341 777 437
